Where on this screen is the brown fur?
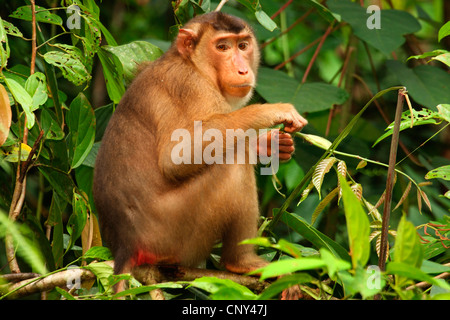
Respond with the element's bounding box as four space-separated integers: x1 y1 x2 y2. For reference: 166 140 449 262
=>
93 12 307 282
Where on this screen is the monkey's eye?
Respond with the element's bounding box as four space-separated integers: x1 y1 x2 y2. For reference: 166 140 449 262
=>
238 42 249 51
216 44 229 52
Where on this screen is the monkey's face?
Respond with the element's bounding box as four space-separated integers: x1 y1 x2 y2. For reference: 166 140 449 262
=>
208 32 257 100
176 22 259 109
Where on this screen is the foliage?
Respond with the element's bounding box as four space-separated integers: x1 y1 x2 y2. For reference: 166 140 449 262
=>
0 0 449 300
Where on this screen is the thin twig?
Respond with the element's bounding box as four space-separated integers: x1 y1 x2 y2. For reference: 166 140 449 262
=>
5 1 38 274
302 22 335 84
406 262 450 291
325 46 355 136
262 8 314 49
275 23 341 71
271 0 293 19
215 0 228 12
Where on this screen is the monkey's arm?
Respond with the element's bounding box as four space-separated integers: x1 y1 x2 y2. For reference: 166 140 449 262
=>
157 103 307 182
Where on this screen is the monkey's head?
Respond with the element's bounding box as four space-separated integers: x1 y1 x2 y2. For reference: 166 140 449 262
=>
175 12 260 108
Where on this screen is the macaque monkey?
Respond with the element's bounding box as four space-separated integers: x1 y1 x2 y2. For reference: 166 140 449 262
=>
93 12 307 298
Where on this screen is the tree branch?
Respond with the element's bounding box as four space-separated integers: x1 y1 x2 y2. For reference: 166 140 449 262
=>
1 261 269 299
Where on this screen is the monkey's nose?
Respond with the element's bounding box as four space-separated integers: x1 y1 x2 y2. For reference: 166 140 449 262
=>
238 69 248 75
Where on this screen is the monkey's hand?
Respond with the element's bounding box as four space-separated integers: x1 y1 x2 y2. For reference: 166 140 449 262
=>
276 104 308 133
257 130 295 161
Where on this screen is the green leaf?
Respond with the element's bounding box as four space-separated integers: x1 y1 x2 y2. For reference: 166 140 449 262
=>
407 49 447 61
66 192 88 253
393 216 424 287
83 246 113 261
338 174 370 268
97 48 125 104
84 261 114 292
257 273 312 300
373 108 441 146
327 0 421 55
102 41 163 84
24 72 48 110
394 216 423 267
3 20 23 38
338 265 385 299
189 277 256 300
387 262 450 291
421 260 450 274
280 211 350 262
114 283 183 299
256 68 348 113
241 237 303 258
254 10 277 32
432 53 450 68
67 93 96 169
319 248 351 279
437 104 450 123
0 18 10 69
386 60 450 109
10 5 62 26
4 75 35 129
425 165 450 181
438 21 450 42
43 50 91 86
40 108 64 140
46 192 66 268
253 257 326 280
0 210 47 275
38 165 75 204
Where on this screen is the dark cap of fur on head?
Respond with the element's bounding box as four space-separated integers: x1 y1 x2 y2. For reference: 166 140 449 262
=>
186 12 250 34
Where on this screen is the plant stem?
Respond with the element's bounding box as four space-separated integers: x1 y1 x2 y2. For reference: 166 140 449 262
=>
330 149 420 191
378 88 406 272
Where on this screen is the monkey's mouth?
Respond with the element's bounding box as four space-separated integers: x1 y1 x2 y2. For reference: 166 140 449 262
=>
230 83 253 88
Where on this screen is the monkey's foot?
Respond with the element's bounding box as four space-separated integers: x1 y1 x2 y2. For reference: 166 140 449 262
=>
281 284 303 300
223 257 268 275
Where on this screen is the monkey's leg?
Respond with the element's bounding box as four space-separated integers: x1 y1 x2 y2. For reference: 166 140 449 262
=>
220 215 268 275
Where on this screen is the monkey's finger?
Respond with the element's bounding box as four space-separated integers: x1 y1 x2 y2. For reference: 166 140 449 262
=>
278 134 294 146
278 145 295 154
278 153 292 161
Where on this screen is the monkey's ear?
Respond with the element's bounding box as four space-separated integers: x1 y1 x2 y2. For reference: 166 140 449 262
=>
176 28 197 57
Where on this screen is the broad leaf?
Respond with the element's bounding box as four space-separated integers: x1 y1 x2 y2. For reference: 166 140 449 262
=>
66 192 88 253
189 276 256 300
393 216 424 287
43 50 91 86
0 211 48 275
425 165 450 181
253 257 326 280
4 75 35 129
386 60 450 109
279 211 350 262
67 93 96 169
327 0 421 55
373 108 442 146
10 5 62 25
257 273 313 300
103 41 163 84
24 72 48 110
438 21 450 42
0 18 10 69
97 48 125 103
338 174 370 268
387 262 450 291
256 68 348 113
394 216 423 267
